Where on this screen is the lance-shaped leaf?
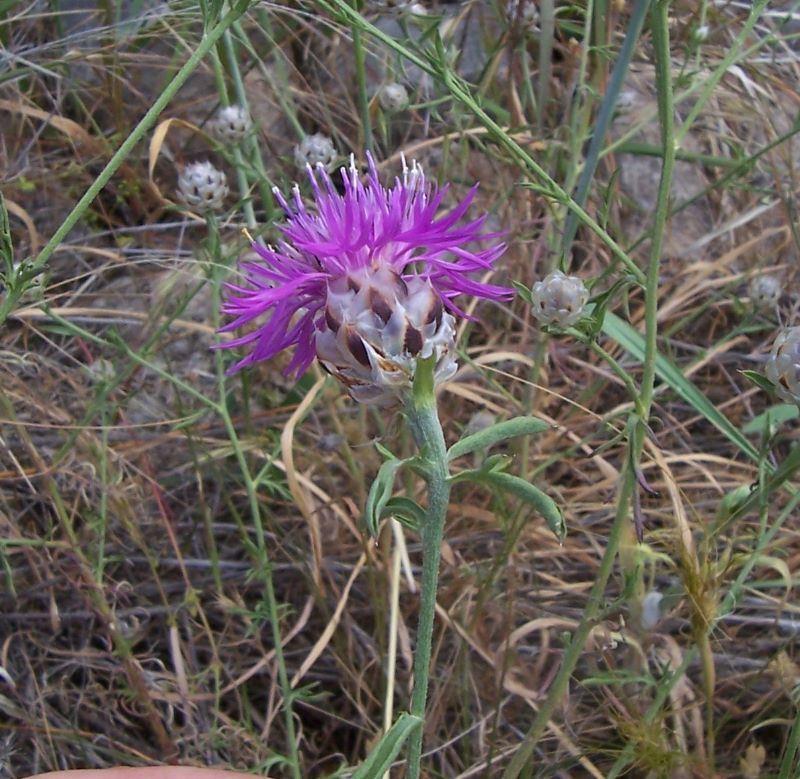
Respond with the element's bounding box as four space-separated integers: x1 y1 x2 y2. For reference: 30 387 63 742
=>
351 713 423 779
449 459 565 542
364 454 412 537
449 454 511 485
381 496 427 532
447 416 550 462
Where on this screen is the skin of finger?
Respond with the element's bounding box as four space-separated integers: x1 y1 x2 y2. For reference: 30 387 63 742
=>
26 769 268 779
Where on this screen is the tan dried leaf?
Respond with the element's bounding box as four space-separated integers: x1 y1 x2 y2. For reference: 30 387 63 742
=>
739 741 766 779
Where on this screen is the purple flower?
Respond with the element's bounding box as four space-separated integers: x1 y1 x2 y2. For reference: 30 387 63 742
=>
217 153 511 400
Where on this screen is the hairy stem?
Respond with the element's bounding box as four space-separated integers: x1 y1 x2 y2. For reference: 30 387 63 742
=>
404 357 451 779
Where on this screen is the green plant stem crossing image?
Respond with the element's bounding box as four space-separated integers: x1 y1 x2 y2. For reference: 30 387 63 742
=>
2 0 800 777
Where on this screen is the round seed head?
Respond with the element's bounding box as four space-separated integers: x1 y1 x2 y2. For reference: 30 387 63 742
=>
530 270 588 327
748 273 782 311
379 82 409 112
765 326 800 405
210 105 251 143
177 161 229 212
294 133 337 171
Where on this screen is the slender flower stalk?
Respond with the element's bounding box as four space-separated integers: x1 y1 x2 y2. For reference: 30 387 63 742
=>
403 355 450 779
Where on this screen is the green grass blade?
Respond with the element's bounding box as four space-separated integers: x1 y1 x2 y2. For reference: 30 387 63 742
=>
601 311 759 461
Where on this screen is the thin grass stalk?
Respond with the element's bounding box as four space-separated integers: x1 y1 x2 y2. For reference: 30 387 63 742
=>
252 8 306 140
207 217 303 779
506 5 676 775
561 0 651 260
560 0 593 211
382 518 404 779
404 357 451 779
639 0 674 415
535 0 555 134
502 460 637 779
0 1 248 327
675 0 768 146
778 710 800 778
210 38 258 230
225 22 278 220
351 1 374 153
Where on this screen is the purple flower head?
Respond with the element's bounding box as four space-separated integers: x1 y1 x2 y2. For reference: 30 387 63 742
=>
217 153 511 399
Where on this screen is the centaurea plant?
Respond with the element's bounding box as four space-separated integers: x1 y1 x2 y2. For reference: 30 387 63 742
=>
217 153 564 776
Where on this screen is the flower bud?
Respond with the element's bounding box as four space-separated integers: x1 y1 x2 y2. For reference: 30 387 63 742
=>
379 82 409 112
691 24 710 44
505 0 538 31
315 265 457 404
210 105 251 143
748 273 782 311
368 0 416 13
765 326 800 405
294 133 337 171
177 161 228 212
530 270 588 327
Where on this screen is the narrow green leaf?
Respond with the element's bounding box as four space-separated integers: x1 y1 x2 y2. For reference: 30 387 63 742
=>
449 454 511 485
512 280 532 304
602 312 759 461
483 472 566 542
447 417 550 462
742 404 799 435
364 456 410 537
382 496 426 531
0 191 13 277
351 714 422 779
741 369 777 394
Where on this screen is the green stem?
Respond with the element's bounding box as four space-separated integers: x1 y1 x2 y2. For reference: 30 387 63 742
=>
225 23 278 221
207 219 303 779
351 2 373 153
0 1 248 326
561 0 651 259
639 0 674 419
502 460 636 778
404 357 451 779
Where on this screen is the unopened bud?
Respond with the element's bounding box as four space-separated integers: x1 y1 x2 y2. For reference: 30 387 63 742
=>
369 0 416 13
748 273 782 311
379 82 409 112
506 0 538 31
315 265 457 404
765 326 800 405
177 161 229 212
210 105 251 143
530 270 588 327
294 133 337 171
692 24 710 44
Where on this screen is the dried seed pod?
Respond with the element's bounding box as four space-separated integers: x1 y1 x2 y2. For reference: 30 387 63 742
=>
177 161 229 212
530 270 588 327
765 326 800 405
